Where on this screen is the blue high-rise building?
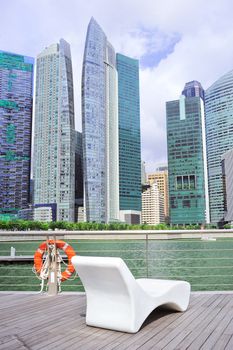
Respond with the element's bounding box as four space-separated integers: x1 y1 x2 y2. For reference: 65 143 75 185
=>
82 18 119 223
116 54 141 224
0 50 33 219
33 39 75 222
205 70 233 225
182 80 205 100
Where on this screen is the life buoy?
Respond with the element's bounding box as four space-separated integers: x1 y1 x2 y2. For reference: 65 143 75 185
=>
34 240 76 281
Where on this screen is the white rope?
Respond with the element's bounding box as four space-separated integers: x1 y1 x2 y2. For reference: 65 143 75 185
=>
32 243 64 293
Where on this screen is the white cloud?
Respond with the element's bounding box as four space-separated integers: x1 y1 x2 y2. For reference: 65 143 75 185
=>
1 0 233 174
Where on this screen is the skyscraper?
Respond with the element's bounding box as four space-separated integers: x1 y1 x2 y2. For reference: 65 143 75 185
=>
205 70 233 225
33 39 75 222
167 81 209 225
0 50 33 219
117 54 141 224
221 149 233 223
148 166 169 221
142 183 165 225
82 18 119 223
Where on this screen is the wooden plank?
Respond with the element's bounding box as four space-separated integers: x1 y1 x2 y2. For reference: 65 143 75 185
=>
136 294 224 350
100 295 209 350
166 295 227 350
211 334 232 350
200 313 233 350
1 293 233 350
187 295 233 350
223 334 233 350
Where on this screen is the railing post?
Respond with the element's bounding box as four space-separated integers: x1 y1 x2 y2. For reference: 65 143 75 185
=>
10 246 16 258
47 235 58 296
146 232 149 278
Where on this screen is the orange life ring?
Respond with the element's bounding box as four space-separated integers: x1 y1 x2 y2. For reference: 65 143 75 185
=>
34 240 76 281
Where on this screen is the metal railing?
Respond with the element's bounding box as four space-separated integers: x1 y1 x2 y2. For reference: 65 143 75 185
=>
1 229 233 292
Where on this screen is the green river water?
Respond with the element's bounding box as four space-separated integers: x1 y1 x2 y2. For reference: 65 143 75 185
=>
1 238 233 292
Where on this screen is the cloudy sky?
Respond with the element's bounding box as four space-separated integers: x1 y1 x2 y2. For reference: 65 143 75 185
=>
1 0 233 172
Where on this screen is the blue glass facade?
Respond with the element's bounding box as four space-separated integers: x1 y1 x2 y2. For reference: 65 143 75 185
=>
0 50 33 218
82 18 119 223
82 18 107 223
182 80 205 100
33 39 75 222
205 70 233 225
116 53 141 212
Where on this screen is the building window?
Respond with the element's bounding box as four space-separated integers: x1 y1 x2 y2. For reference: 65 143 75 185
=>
190 175 196 189
176 175 196 190
183 199 190 208
176 176 182 190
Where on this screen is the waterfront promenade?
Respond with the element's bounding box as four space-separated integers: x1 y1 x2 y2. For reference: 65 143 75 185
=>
1 292 233 349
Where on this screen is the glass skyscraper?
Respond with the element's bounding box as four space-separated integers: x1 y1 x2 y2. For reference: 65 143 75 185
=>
82 18 119 223
167 81 209 225
33 39 75 222
0 50 33 219
205 70 233 225
116 54 141 224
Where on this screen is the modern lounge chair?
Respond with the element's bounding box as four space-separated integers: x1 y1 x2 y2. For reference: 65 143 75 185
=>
71 256 191 333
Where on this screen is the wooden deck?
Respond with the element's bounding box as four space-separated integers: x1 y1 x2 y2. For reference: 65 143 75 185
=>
1 293 233 349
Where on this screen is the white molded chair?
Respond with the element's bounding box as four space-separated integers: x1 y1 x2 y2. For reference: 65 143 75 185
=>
71 256 191 333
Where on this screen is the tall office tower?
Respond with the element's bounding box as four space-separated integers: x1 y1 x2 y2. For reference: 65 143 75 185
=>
75 130 83 221
82 18 119 223
166 81 209 225
117 53 141 224
221 149 233 223
0 50 33 220
205 70 233 225
148 166 169 221
182 80 205 99
33 39 75 222
141 183 165 225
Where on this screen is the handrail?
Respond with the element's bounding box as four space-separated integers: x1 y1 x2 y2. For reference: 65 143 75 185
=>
0 228 233 236
1 231 233 293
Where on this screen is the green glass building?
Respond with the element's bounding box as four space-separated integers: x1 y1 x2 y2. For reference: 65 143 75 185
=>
116 53 141 224
166 82 209 225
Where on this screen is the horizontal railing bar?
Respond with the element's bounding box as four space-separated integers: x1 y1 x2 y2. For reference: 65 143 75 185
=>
1 282 233 286
1 266 233 271
2 271 233 277
3 248 233 253
144 266 233 269
0 284 83 287
148 257 233 260
2 238 233 242
191 283 233 286
149 275 233 278
0 228 233 236
1 257 233 262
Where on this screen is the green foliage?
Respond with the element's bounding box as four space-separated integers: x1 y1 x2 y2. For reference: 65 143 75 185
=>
223 224 231 229
0 219 214 231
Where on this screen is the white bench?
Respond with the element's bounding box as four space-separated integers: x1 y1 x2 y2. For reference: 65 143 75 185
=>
71 256 191 333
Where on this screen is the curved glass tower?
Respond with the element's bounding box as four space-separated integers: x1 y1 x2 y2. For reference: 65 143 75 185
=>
205 70 233 225
82 18 119 223
33 39 75 222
